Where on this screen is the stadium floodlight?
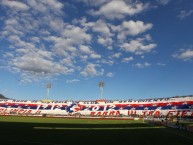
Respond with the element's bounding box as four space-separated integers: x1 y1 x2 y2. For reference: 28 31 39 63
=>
46 82 51 100
98 81 105 100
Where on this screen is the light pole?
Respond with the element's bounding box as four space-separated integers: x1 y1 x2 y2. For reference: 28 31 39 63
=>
46 82 51 100
98 81 105 100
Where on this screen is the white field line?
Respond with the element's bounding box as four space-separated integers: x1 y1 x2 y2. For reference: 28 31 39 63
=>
33 126 165 130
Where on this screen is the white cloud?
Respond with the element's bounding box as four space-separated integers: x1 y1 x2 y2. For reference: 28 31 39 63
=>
79 45 92 54
78 0 109 6
1 0 29 11
97 36 113 49
156 0 172 5
49 19 67 32
178 10 193 19
66 79 80 83
122 56 134 63
11 54 53 74
2 18 24 36
0 0 96 82
27 0 63 14
4 52 14 58
120 35 157 55
79 45 102 60
11 48 74 76
112 52 122 58
89 0 149 20
0 0 157 83
81 63 104 77
8 35 36 50
90 53 101 59
173 49 193 61
78 19 113 48
106 72 114 77
19 76 33 83
5 18 18 25
100 59 114 65
80 55 89 61
41 0 63 10
61 58 74 67
30 37 40 43
46 33 92 58
91 19 113 37
133 62 151 68
157 62 166 66
61 25 91 44
116 20 153 40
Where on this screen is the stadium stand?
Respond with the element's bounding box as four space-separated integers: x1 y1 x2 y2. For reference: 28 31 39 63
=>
0 95 193 119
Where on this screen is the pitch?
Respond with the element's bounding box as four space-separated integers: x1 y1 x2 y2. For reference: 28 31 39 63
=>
0 116 193 145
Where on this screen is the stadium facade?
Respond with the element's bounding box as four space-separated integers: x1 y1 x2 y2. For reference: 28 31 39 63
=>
0 95 193 118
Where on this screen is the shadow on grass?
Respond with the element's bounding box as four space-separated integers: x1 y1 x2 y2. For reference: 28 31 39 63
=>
0 122 193 145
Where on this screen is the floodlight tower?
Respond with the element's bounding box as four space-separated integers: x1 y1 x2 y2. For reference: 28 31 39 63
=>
98 81 105 100
46 82 51 100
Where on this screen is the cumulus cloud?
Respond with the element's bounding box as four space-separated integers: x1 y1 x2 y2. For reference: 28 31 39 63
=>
106 72 114 77
120 35 157 55
0 0 157 82
122 56 134 63
109 52 122 59
89 0 149 20
97 36 113 49
45 24 93 56
61 25 91 44
79 45 92 54
0 0 85 81
11 48 74 75
1 0 29 11
66 79 80 83
81 63 104 77
178 10 193 19
79 19 114 48
156 0 172 5
100 59 114 66
27 0 64 14
116 20 153 40
90 53 101 59
157 62 166 66
133 62 151 68
91 19 113 37
173 49 193 61
61 57 75 67
112 52 122 58
78 0 109 6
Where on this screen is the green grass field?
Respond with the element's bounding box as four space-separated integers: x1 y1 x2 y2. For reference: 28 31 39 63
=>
0 116 193 145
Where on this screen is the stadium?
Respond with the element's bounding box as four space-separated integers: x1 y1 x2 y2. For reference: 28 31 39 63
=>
1 0 193 144
0 94 193 119
1 94 193 145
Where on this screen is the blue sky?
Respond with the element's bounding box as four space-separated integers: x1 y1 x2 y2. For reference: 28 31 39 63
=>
0 0 193 101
